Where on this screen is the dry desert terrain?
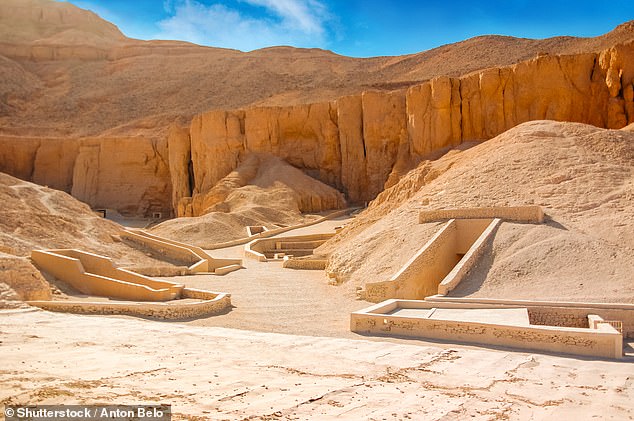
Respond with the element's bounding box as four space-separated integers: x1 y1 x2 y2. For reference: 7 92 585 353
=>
0 1 633 420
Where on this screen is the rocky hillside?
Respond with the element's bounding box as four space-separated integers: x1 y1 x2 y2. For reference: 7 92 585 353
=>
317 121 634 303
0 171 186 307
1 0 633 138
0 0 126 45
1 0 633 218
171 42 634 217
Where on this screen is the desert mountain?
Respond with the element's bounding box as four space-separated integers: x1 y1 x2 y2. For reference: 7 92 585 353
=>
0 0 126 46
1 0 633 138
1 0 633 219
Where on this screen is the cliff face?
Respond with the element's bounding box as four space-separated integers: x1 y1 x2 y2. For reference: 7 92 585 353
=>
2 43 631 217
169 43 634 216
0 135 171 216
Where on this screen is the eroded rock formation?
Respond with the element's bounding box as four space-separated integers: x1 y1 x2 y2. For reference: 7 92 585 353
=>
2 0 633 217
0 135 171 216
169 42 634 216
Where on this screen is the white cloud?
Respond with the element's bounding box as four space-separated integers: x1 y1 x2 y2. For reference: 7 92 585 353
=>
155 0 332 51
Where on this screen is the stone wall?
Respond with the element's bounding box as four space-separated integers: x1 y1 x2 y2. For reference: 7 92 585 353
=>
31 249 183 301
121 229 242 273
27 288 231 320
351 300 624 359
426 296 634 338
363 220 458 302
363 218 497 302
282 258 328 270
438 219 502 295
245 233 334 262
419 206 544 224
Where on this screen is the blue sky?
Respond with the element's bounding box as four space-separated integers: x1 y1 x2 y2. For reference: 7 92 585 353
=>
66 0 634 57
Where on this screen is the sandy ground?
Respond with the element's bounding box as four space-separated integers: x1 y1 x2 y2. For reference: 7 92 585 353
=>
1 309 633 420
160 216 366 337
1 184 633 420
165 259 366 337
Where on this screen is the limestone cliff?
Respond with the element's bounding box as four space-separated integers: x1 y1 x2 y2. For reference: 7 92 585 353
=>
187 153 346 216
4 42 631 218
2 1 633 218
0 135 171 217
170 42 634 216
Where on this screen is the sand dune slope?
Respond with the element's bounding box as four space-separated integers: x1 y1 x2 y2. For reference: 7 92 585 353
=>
152 154 345 246
321 121 634 303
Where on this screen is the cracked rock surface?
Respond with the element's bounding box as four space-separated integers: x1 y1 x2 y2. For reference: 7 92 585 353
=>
1 310 632 420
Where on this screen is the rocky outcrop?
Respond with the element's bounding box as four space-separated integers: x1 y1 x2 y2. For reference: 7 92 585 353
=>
0 135 171 217
183 153 346 217
407 48 634 153
180 91 407 214
602 44 634 128
0 254 52 302
168 125 192 215
171 42 633 216
71 137 171 216
1 42 633 217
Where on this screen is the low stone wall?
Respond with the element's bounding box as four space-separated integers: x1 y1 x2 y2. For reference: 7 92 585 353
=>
426 296 634 338
122 230 199 266
204 208 355 250
351 300 623 359
528 308 588 328
27 288 231 320
122 229 242 274
363 218 497 302
282 258 328 270
31 249 183 301
419 206 544 223
214 264 243 275
245 233 335 262
363 220 457 302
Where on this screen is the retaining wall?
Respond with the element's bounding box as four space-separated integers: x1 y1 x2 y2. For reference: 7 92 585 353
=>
426 296 634 338
245 233 335 262
31 249 183 301
363 218 498 302
438 219 501 295
27 288 231 320
351 299 623 359
203 208 355 250
282 258 328 270
122 229 242 274
419 206 544 223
